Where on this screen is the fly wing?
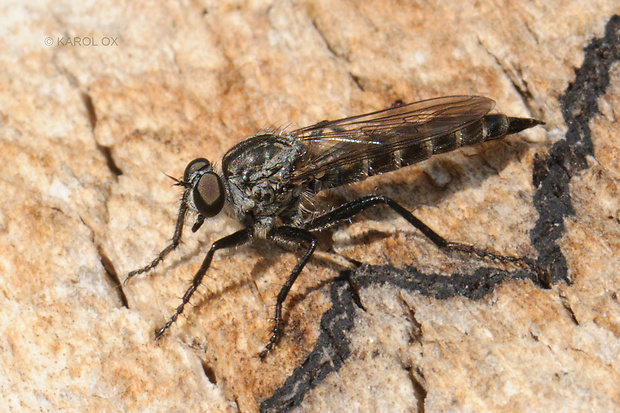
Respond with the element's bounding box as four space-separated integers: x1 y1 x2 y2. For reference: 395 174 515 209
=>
289 95 494 182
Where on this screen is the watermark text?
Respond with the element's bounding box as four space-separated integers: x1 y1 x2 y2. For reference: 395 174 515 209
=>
45 36 119 47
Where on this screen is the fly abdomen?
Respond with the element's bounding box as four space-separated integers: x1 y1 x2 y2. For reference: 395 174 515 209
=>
364 114 543 176
430 117 488 155
306 109 542 192
432 114 542 155
483 114 543 141
331 140 435 186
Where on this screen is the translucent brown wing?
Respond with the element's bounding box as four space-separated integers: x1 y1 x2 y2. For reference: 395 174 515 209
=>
288 95 494 182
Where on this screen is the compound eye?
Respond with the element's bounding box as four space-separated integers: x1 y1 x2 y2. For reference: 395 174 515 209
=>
184 158 211 182
193 172 225 217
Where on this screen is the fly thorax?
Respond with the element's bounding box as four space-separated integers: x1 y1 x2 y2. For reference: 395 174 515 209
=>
251 183 276 205
247 180 297 218
221 132 306 228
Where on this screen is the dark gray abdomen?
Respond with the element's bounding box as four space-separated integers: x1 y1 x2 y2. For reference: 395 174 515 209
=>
312 114 539 190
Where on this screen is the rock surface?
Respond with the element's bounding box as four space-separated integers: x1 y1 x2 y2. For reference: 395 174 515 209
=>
0 1 619 411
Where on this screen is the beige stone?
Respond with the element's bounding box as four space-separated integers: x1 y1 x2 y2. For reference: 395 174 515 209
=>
0 0 618 411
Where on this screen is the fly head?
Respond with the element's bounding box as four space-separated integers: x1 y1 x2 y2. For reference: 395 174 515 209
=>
183 158 226 219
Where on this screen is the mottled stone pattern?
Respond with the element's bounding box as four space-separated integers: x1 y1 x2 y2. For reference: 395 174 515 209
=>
0 1 618 412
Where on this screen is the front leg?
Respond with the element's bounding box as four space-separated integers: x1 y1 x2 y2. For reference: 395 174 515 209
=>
259 226 317 358
154 227 252 340
125 202 189 284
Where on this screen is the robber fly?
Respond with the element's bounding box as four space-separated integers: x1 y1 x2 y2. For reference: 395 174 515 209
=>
125 95 543 357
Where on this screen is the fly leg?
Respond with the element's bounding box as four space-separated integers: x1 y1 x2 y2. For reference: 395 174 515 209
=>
125 203 189 284
306 195 545 281
260 226 317 358
154 227 252 340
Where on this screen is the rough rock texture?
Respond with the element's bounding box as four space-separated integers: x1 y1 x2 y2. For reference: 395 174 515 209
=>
1 0 619 411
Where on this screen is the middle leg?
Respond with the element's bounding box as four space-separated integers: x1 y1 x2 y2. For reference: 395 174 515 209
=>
259 226 317 358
